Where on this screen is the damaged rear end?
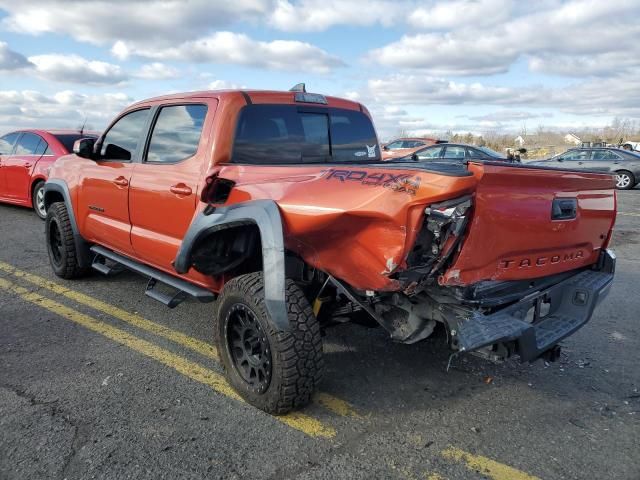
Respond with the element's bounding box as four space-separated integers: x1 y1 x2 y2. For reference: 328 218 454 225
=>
335 162 617 363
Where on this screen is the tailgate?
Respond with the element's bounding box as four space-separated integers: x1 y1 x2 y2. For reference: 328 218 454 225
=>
440 162 616 286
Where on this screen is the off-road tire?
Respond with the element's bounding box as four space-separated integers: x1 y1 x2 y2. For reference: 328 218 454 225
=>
46 202 89 279
32 180 47 220
615 170 635 190
215 272 324 414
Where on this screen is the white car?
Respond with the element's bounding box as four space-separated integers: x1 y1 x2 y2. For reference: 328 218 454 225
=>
621 141 640 152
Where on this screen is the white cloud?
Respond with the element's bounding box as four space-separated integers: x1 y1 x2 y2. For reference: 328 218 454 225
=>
134 63 180 80
28 54 128 85
466 110 554 122
0 0 273 46
0 89 133 133
369 0 640 76
367 73 640 118
0 42 33 70
368 33 517 75
268 0 403 31
119 31 344 73
208 80 246 90
407 0 512 30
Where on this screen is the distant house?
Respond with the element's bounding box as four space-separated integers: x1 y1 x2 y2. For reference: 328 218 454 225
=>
564 133 581 145
514 135 525 146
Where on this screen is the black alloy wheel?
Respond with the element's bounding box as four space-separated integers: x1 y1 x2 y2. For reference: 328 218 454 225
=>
225 303 272 394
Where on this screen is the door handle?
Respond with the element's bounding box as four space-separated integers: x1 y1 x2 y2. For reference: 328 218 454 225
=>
113 176 129 187
24 163 32 168
170 184 192 196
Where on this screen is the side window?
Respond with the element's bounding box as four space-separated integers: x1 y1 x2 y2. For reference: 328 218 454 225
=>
415 146 443 160
466 148 484 159
14 133 44 155
562 150 590 161
100 109 150 161
34 139 49 155
146 104 208 163
386 141 403 149
0 132 20 155
443 146 466 159
591 150 620 161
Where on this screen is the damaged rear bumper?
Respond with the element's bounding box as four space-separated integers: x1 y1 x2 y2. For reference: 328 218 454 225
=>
451 249 615 362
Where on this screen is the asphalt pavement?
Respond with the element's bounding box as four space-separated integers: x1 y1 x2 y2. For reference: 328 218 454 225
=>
1 188 639 480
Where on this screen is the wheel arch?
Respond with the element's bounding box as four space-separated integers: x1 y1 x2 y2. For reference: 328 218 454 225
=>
175 200 289 330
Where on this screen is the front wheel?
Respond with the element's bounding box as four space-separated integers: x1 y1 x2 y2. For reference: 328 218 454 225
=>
215 272 324 414
615 170 635 190
46 202 89 279
32 181 47 220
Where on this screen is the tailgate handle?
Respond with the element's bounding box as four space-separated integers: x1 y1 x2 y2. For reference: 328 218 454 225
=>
552 198 577 220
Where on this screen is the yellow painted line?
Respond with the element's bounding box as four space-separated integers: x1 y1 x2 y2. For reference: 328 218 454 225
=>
0 276 335 439
441 447 540 480
0 261 361 420
315 392 362 418
425 473 446 480
0 261 218 361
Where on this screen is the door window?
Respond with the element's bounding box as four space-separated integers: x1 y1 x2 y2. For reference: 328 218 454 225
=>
146 104 208 163
415 146 443 160
14 133 44 155
443 145 466 159
100 109 150 161
591 150 620 161
466 148 484 159
559 150 590 161
0 132 20 155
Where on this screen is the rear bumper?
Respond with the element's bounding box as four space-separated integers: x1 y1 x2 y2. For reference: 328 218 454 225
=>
453 249 615 362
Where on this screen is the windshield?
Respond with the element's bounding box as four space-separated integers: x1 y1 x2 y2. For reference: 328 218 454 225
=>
54 133 97 153
232 105 381 164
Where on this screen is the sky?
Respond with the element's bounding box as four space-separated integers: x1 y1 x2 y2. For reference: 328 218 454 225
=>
0 0 639 140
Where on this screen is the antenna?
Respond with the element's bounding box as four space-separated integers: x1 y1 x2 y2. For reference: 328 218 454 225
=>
79 114 87 136
289 83 306 93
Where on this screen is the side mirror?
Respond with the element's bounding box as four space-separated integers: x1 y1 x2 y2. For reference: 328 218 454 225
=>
411 153 418 161
556 158 564 162
73 138 96 159
382 145 389 151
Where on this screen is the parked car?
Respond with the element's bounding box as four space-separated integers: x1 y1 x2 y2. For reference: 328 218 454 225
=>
44 88 615 414
397 142 511 162
530 147 640 189
0 129 97 218
382 137 444 160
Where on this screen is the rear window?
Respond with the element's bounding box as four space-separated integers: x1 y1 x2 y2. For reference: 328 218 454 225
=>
54 134 97 153
232 105 380 164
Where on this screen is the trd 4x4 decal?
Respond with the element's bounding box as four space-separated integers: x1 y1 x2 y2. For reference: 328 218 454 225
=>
323 169 421 196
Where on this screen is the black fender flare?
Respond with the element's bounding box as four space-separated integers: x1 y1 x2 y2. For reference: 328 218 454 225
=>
43 179 92 268
174 200 289 331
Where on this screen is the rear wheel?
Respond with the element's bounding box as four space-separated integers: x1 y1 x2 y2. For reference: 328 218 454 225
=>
215 272 323 414
32 181 46 220
46 202 89 279
615 170 635 190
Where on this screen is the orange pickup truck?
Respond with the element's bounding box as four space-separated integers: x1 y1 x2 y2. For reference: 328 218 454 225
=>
44 86 617 413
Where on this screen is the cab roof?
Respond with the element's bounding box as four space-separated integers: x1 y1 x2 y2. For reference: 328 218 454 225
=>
128 89 364 112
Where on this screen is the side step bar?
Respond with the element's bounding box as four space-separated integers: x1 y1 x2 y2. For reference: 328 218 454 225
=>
90 245 216 308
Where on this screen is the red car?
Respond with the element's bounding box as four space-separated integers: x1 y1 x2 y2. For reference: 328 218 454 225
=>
0 129 96 219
